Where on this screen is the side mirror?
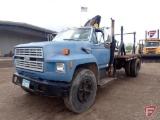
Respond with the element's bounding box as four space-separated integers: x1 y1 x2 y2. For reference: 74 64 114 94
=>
104 41 111 48
116 41 119 49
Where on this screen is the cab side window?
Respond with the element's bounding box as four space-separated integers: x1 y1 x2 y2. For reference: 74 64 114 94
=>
92 32 98 44
95 31 105 43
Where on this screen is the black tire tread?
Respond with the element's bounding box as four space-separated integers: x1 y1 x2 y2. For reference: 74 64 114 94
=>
63 68 97 113
125 61 131 76
130 59 140 77
64 68 85 112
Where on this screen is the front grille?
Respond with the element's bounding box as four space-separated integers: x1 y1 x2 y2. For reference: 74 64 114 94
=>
146 48 156 54
15 48 44 72
15 48 43 58
15 59 43 72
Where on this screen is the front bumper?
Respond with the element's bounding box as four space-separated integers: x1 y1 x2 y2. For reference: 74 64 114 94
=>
12 73 71 97
142 53 160 57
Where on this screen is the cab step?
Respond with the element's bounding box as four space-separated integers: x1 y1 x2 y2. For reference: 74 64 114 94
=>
99 77 116 88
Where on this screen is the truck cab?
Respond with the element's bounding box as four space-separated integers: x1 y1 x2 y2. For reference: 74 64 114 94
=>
143 40 160 54
13 26 110 83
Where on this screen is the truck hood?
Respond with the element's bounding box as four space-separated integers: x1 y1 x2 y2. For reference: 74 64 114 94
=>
16 41 62 48
15 41 91 56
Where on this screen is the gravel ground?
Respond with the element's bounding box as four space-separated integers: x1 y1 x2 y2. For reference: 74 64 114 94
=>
0 60 160 120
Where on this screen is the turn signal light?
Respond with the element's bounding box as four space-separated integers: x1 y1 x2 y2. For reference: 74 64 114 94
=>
62 49 70 55
70 61 72 69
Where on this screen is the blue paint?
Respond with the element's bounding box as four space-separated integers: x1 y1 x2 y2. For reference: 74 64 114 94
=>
14 27 110 83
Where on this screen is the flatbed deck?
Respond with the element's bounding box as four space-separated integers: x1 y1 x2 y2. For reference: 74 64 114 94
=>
115 54 141 61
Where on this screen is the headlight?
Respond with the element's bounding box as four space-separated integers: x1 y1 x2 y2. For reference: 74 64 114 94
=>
56 63 65 73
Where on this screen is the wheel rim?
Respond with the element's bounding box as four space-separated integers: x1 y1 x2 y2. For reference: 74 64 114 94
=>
78 79 92 103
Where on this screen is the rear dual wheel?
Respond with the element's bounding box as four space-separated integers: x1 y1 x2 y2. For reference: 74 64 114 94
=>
125 58 141 77
130 59 141 77
125 61 131 76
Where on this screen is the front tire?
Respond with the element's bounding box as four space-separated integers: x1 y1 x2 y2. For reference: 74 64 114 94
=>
63 69 97 113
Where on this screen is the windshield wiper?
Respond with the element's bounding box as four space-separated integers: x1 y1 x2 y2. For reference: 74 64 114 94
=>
63 39 89 41
63 39 77 41
79 39 89 41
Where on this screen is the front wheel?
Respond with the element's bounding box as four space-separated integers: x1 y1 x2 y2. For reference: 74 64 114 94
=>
63 69 97 113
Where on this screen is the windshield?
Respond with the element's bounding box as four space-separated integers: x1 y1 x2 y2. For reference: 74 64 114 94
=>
145 42 159 47
53 28 91 41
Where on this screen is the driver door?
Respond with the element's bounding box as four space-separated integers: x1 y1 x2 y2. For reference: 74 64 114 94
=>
91 29 110 67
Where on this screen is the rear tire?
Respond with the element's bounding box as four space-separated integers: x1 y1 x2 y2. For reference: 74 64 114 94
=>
63 69 97 113
130 59 140 77
125 61 131 76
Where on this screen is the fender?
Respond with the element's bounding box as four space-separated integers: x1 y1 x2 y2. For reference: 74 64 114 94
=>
45 53 99 82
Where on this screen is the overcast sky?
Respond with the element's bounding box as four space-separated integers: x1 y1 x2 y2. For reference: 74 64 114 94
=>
0 0 159 44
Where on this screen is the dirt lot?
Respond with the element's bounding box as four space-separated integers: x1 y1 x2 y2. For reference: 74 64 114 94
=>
0 60 160 120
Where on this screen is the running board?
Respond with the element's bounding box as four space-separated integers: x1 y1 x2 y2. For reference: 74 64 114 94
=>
99 77 116 88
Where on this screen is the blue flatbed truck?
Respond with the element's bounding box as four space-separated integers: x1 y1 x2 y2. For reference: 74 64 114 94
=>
12 16 141 113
